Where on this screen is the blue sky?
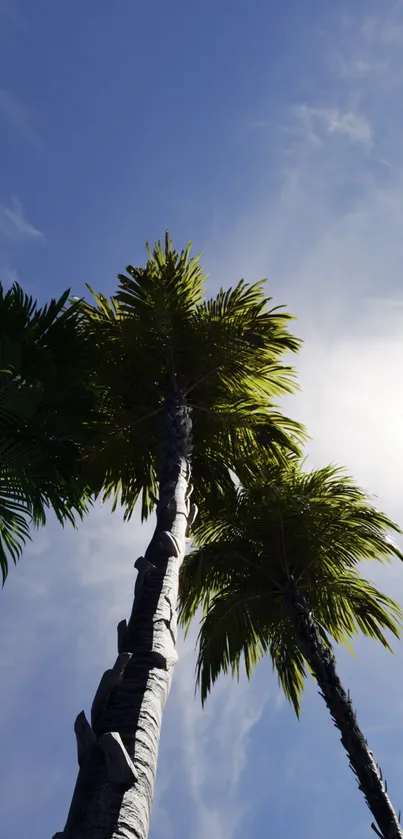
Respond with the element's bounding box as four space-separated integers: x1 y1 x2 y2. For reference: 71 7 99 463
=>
1 1 403 837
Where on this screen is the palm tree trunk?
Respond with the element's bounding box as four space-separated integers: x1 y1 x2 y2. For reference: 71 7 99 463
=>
54 393 194 839
285 575 403 839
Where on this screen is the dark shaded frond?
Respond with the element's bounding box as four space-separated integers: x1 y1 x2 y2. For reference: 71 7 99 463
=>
195 586 272 705
0 488 31 583
0 281 102 579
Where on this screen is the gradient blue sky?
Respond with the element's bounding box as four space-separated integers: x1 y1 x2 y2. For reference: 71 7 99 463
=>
1 1 403 837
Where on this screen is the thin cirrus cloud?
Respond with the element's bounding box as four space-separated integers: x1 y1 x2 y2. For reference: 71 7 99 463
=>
0 267 20 288
0 195 44 241
293 104 373 150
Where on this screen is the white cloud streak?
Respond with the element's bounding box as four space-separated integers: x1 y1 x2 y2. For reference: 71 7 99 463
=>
0 266 19 287
294 105 373 149
0 195 44 240
324 108 373 144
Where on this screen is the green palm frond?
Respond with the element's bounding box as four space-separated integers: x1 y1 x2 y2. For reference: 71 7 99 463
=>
179 463 403 714
78 234 306 520
268 621 307 715
0 281 102 582
0 489 32 580
194 585 272 704
313 573 402 651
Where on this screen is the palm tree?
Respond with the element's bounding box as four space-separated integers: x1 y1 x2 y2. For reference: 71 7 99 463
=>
0 282 101 583
179 464 403 839
53 235 305 839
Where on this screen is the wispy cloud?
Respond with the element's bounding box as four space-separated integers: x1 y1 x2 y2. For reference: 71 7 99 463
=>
0 195 44 241
0 266 19 287
323 108 373 145
291 104 323 149
328 6 403 92
294 105 373 150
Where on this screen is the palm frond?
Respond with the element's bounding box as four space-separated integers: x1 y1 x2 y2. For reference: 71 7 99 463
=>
195 585 271 704
0 281 102 580
0 487 32 583
313 572 402 651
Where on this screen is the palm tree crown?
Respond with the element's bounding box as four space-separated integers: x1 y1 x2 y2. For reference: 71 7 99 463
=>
179 463 403 713
79 233 306 520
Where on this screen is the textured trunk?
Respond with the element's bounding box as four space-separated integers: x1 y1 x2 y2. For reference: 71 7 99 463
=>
53 394 194 839
285 576 403 839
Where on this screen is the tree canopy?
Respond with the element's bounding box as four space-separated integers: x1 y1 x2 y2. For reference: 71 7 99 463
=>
79 234 306 521
179 463 403 713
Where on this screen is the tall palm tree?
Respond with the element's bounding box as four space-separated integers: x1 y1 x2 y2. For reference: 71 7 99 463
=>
179 465 403 839
0 282 101 583
53 235 305 839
